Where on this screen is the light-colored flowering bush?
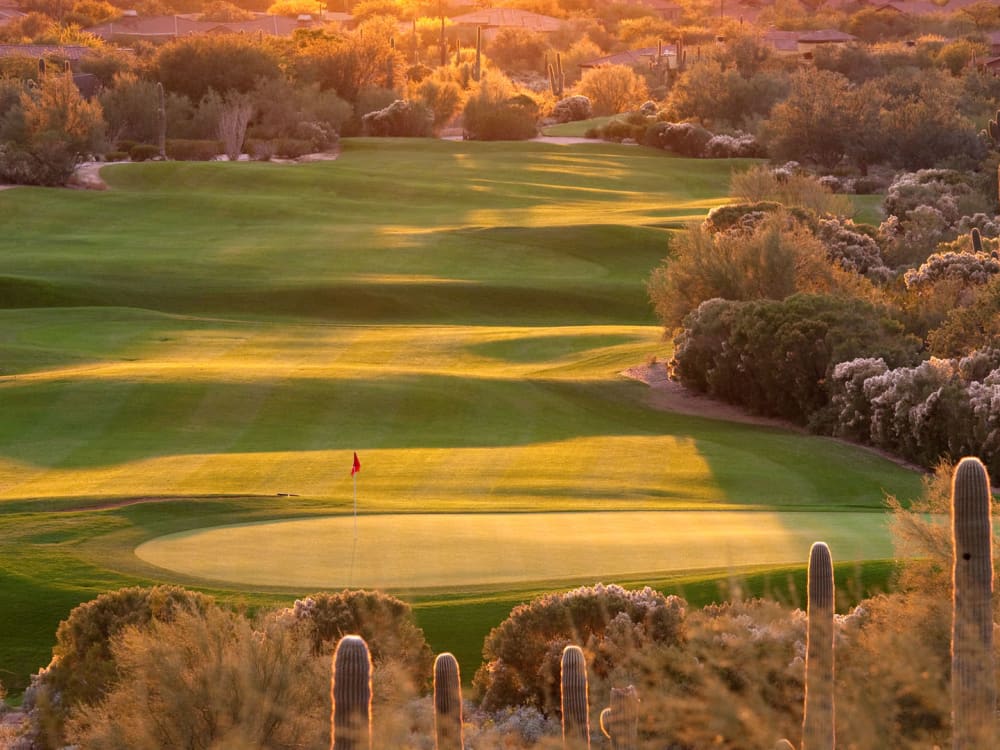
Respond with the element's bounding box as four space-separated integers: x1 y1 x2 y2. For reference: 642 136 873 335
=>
703 131 763 158
903 251 1000 290
551 94 591 123
816 217 889 280
828 351 1000 475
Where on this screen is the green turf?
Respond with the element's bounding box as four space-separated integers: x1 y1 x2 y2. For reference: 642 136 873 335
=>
0 139 921 693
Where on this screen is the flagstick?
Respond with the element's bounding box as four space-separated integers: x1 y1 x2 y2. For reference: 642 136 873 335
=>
353 472 358 538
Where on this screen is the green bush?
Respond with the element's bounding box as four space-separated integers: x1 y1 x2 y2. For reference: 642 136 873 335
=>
103 150 128 161
128 143 159 161
273 138 315 158
165 139 221 161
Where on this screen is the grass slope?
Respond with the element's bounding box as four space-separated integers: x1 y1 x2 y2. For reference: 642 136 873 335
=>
0 139 919 692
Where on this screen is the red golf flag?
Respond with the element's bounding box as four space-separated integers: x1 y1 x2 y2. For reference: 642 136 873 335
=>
351 452 361 477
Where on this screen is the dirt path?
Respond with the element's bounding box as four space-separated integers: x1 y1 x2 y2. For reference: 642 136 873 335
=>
622 363 926 474
621 363 802 431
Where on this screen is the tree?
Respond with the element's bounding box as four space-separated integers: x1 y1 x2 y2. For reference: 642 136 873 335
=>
99 72 161 146
155 34 281 103
576 63 647 116
486 27 549 73
0 70 105 186
763 69 874 169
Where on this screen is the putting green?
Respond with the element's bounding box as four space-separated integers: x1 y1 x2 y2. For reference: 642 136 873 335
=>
135 511 892 589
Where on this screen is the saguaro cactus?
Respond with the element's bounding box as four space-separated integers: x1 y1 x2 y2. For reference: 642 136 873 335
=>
951 457 996 750
599 685 639 750
331 635 372 750
473 25 482 82
803 541 834 750
434 652 464 750
561 645 590 748
972 227 983 254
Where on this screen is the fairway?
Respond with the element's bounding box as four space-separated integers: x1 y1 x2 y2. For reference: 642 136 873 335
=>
135 510 893 589
0 139 923 691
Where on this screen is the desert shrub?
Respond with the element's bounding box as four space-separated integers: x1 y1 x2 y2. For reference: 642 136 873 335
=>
826 351 1000 474
730 164 853 218
882 169 986 225
551 94 591 123
23 586 216 748
904 251 1000 290
244 138 275 161
361 99 433 137
103 150 127 161
643 120 712 157
670 294 919 424
927 275 1000 357
288 590 433 689
411 71 463 131
703 131 763 158
99 72 161 147
463 74 538 141
597 117 645 142
576 64 648 116
128 143 158 161
701 201 784 233
64 607 328 750
473 583 685 714
816 217 890 280
165 138 221 160
648 214 867 329
272 138 316 158
155 34 281 103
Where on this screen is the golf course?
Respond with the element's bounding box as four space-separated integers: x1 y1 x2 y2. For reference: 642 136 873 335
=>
0 138 922 693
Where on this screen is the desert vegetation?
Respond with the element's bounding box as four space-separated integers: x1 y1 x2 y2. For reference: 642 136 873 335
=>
4 0 1000 746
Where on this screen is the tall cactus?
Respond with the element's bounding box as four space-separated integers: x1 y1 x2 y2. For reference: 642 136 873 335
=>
803 541 834 750
599 685 639 750
156 82 166 160
561 645 590 749
331 635 372 750
972 227 983 254
440 16 447 67
951 457 996 749
433 653 464 750
473 25 482 82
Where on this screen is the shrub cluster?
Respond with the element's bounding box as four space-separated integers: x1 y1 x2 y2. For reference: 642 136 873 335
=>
827 350 1000 476
361 99 434 137
669 294 920 425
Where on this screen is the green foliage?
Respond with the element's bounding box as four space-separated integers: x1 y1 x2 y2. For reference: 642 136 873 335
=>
361 98 433 137
128 143 158 161
164 137 221 160
155 34 281 103
643 121 712 156
290 26 401 104
99 72 161 146
669 294 920 424
666 60 789 130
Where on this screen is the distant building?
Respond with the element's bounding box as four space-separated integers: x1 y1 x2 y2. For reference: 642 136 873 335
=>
85 12 353 41
450 8 564 41
0 44 98 66
865 0 988 15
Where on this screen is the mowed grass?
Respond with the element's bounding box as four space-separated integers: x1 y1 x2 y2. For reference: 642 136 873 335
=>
0 139 921 691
